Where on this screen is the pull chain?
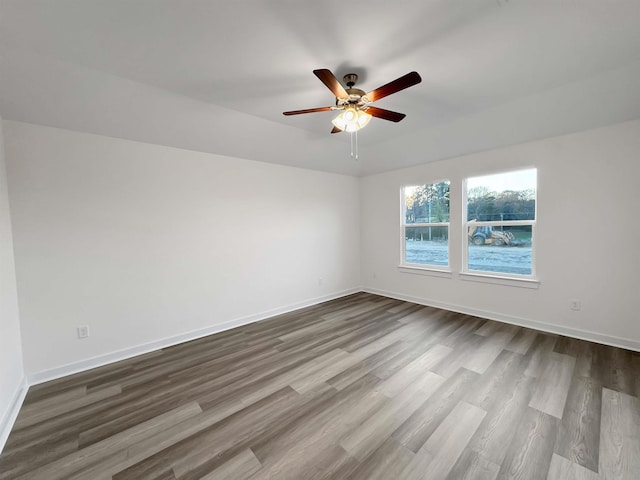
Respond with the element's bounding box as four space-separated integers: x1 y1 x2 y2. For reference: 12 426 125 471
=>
350 132 354 158
350 131 359 160
355 129 358 160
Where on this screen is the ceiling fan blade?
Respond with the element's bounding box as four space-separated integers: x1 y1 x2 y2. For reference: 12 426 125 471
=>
366 106 406 122
366 71 422 102
331 126 342 134
313 69 349 99
283 106 334 116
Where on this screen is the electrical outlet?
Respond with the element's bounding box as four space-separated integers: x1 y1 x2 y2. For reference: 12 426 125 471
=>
77 325 90 339
569 299 581 311
318 277 324 287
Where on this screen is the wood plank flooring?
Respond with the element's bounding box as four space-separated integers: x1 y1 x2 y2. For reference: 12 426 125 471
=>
1 293 639 479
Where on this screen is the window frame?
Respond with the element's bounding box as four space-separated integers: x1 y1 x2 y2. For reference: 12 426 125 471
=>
462 168 537 280
400 179 451 272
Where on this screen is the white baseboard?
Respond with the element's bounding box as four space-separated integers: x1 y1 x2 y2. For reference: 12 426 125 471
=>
0 376 28 454
28 288 360 386
23 283 640 392
363 287 640 352
13 285 637 453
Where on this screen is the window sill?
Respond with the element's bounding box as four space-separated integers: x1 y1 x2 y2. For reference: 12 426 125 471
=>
398 265 453 279
459 272 540 289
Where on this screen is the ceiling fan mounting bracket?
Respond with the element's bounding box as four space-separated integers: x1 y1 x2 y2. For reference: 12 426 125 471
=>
343 73 359 88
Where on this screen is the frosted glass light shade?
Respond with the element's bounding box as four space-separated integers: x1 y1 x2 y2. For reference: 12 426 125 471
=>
332 107 371 132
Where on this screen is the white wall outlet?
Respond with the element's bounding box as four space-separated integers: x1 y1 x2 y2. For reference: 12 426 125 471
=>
318 277 324 286
77 325 90 339
569 299 581 311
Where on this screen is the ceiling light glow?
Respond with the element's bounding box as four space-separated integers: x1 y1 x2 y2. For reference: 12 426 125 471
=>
332 107 371 132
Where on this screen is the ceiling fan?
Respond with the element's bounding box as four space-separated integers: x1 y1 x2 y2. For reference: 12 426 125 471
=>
283 69 422 134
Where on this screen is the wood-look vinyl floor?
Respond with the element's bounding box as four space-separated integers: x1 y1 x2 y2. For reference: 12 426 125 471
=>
1 293 639 479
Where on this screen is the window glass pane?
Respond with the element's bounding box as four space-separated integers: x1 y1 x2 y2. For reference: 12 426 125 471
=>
405 226 449 266
404 181 450 224
467 169 536 221
467 225 532 275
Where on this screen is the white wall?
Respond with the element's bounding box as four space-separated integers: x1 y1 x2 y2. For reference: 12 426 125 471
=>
3 121 361 379
0 116 26 448
361 119 640 349
4 117 640 387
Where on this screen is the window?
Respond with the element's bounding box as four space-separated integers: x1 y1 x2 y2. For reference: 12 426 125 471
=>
402 181 450 268
464 169 536 277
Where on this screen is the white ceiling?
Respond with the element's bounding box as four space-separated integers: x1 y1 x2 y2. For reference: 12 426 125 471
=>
1 0 640 176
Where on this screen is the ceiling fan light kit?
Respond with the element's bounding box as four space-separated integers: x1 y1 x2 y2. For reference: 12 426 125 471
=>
331 106 371 133
284 69 422 158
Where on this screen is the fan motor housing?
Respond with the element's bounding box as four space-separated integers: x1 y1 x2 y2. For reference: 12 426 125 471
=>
346 88 366 97
336 73 367 105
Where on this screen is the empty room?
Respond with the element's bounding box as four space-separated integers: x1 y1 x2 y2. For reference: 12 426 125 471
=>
1 1 639 479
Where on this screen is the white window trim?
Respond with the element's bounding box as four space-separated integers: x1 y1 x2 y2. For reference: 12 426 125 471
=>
400 181 451 270
397 265 453 278
462 172 538 281
459 271 540 289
